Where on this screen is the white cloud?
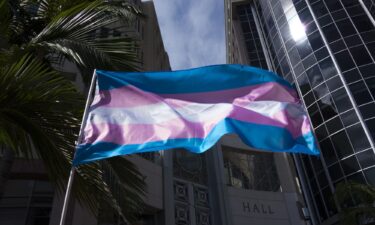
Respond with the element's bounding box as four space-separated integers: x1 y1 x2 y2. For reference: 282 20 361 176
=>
153 0 225 70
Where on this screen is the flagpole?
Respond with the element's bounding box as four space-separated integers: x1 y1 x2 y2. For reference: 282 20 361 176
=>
59 70 97 225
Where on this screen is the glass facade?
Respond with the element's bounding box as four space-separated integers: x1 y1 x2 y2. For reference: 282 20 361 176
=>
228 0 375 224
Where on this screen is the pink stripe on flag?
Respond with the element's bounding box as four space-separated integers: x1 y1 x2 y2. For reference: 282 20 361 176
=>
92 82 298 109
82 105 311 146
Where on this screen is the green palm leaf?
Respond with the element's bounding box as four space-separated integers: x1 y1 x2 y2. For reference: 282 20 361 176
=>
0 54 146 223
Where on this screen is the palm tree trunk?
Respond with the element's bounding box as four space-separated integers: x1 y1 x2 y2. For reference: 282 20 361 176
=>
0 146 14 196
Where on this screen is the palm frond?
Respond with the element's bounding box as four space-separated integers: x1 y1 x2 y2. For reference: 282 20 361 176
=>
0 54 145 223
28 0 141 81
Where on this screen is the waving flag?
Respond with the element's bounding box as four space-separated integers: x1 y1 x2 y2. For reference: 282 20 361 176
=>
73 64 319 165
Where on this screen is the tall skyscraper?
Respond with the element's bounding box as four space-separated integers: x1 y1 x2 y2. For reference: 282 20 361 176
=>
226 0 375 224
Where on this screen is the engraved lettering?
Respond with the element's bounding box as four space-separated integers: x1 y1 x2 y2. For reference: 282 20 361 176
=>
261 204 267 214
243 202 251 212
268 205 274 214
253 204 260 213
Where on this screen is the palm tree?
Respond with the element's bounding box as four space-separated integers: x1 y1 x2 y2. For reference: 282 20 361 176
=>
0 0 146 223
334 181 375 225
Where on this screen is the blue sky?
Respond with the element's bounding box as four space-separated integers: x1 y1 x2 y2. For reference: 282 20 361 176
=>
152 0 226 70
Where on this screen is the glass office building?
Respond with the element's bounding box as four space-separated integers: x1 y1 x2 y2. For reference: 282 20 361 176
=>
225 0 375 224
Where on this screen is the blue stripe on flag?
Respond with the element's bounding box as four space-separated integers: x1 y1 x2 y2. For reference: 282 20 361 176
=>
96 64 293 93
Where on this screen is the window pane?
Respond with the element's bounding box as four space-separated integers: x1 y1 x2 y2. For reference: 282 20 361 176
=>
349 81 373 105
320 138 338 165
341 156 360 175
332 88 352 112
343 69 362 84
306 65 323 87
315 125 329 140
349 45 373 66
326 76 343 92
357 150 375 169
359 103 375 119
334 50 356 72
328 163 344 181
340 109 358 126
326 116 344 134
346 124 371 152
319 58 336 80
331 131 354 158
364 167 375 185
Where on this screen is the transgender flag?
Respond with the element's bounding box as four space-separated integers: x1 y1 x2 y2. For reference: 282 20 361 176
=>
73 64 319 165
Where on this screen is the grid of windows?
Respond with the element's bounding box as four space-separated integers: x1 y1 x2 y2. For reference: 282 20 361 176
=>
363 0 375 19
236 4 268 69
247 0 375 223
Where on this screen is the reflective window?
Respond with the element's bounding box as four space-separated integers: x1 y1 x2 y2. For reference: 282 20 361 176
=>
325 116 343 134
344 35 362 48
328 163 343 181
314 83 329 100
331 130 354 158
315 124 329 140
308 31 324 50
340 109 359 126
317 171 329 187
365 167 375 185
359 64 375 78
318 14 333 27
349 45 373 66
336 19 356 37
366 118 375 139
302 53 317 69
341 156 360 175
347 172 366 183
334 50 356 72
314 47 329 61
297 73 311 95
319 58 336 80
331 9 347 21
308 103 324 126
343 69 362 84
322 24 341 43
306 65 324 87
366 77 375 98
346 123 371 152
357 150 375 169
349 81 373 105
324 0 343 12
320 138 338 165
317 95 337 121
304 91 315 106
359 103 375 119
296 40 313 59
331 88 352 112
351 15 373 33
361 30 375 44
311 155 324 172
329 39 346 53
326 76 343 92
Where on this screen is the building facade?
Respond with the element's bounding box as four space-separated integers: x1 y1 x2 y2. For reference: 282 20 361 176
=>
225 0 375 224
0 1 170 225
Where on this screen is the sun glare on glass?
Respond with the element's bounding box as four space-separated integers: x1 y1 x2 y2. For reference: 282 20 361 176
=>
289 16 306 42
